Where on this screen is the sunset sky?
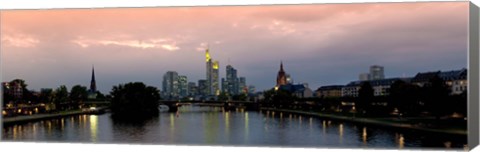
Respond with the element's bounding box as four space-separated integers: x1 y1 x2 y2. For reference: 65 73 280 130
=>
1 2 469 93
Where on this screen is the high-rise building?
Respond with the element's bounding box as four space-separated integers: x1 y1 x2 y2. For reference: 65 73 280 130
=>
198 80 207 96
178 75 188 98
248 85 255 94
359 73 370 81
221 78 227 93
225 65 239 95
187 82 197 96
162 71 179 99
276 61 287 87
205 48 220 96
239 77 246 94
370 65 385 80
212 61 220 96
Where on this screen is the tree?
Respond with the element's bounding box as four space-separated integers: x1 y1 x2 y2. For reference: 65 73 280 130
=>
110 82 161 120
422 76 450 119
218 92 229 101
262 88 294 108
40 89 54 103
54 85 69 111
95 91 106 100
232 94 248 101
389 80 421 116
9 79 28 101
357 82 374 114
70 85 88 109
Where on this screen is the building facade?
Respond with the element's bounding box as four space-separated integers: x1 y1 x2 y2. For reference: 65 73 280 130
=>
412 68 467 95
178 75 188 98
369 65 385 80
316 85 344 98
276 61 287 87
359 73 370 81
162 71 179 99
439 68 467 95
239 77 246 94
342 78 409 97
225 65 240 95
205 48 220 96
187 82 197 96
198 80 207 97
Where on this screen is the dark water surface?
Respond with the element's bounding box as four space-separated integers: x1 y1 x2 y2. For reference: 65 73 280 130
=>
2 106 467 150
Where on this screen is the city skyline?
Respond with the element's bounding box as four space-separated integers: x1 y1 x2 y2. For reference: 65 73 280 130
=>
1 2 468 94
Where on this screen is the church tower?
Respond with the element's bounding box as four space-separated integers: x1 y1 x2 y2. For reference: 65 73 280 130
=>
88 66 97 99
90 66 97 92
276 61 287 87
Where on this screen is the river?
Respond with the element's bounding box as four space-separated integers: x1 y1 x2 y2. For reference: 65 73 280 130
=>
2 105 467 150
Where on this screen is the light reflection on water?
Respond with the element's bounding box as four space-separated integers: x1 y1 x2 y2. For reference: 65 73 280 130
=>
2 105 467 149
90 115 98 142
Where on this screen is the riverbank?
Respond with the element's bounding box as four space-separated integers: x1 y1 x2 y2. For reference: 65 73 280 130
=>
261 108 467 136
2 107 107 125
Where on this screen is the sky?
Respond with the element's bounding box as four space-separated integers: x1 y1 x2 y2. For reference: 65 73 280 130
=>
0 1 469 94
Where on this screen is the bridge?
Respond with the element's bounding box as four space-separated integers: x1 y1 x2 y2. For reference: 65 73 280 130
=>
158 100 260 112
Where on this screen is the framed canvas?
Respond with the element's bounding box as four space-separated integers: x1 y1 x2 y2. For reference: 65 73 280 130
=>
1 0 479 151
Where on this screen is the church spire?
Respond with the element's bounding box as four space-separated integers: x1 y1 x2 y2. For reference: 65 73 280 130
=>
90 65 96 92
276 61 287 87
280 61 284 72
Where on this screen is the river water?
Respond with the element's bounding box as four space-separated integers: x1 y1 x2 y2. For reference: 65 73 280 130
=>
2 105 467 150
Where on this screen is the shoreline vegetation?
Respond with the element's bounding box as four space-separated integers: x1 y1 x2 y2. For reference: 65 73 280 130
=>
261 108 467 136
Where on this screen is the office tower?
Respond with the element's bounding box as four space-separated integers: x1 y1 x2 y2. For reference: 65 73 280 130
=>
187 82 197 96
226 65 239 95
162 71 179 99
370 65 385 80
239 77 246 94
359 73 370 81
205 48 220 96
178 75 188 98
198 80 207 96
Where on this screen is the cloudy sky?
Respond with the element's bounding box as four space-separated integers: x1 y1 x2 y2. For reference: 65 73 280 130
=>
1 2 468 94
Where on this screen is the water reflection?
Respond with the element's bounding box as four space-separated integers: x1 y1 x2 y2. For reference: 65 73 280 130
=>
90 115 98 142
362 127 367 145
399 134 404 149
2 106 468 149
169 113 175 142
244 112 249 142
339 124 343 144
225 112 230 138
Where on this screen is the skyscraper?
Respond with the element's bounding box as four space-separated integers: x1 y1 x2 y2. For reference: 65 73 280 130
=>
225 65 239 95
205 48 220 96
198 80 207 96
162 71 179 99
239 77 246 94
276 61 287 86
212 61 220 95
178 75 188 98
221 78 227 93
359 73 370 81
370 65 385 80
187 82 197 96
